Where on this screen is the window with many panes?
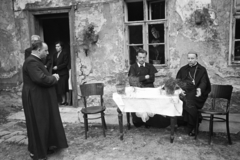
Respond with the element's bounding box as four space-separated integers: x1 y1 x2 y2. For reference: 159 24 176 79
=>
124 0 168 66
231 0 240 64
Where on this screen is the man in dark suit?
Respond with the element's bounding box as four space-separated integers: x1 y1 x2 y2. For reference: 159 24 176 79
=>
176 51 211 136
128 48 168 128
24 35 40 60
22 41 68 159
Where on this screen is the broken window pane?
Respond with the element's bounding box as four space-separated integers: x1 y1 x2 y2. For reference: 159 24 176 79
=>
149 24 164 43
129 45 143 65
127 1 144 21
234 41 240 61
129 25 143 44
148 1 165 20
149 45 165 64
235 18 240 39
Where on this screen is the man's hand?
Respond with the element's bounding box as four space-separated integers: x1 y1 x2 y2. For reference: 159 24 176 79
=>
181 90 186 96
53 66 57 70
145 75 150 79
196 88 201 97
53 74 60 81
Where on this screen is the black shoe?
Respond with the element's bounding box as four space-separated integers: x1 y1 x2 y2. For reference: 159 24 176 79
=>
188 130 195 136
64 102 69 106
47 148 55 155
60 102 66 105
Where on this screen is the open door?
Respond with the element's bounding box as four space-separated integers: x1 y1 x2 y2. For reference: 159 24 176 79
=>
26 6 78 108
68 6 78 108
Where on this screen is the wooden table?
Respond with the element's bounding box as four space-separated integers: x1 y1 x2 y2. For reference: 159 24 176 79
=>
113 91 183 143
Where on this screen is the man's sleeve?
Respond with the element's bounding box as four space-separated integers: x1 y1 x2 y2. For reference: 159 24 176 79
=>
145 65 157 83
27 60 57 87
57 52 69 71
198 70 208 93
176 68 182 79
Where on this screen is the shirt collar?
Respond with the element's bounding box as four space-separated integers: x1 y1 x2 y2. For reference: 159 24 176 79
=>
31 53 41 59
137 62 145 67
188 62 198 67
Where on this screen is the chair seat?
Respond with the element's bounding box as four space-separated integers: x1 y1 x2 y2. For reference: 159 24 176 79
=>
81 106 106 114
199 109 227 115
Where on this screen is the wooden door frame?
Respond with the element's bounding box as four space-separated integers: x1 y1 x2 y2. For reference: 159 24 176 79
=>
26 6 78 108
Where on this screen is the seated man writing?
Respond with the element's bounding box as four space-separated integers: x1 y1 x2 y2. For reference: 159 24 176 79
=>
176 51 211 136
128 48 170 128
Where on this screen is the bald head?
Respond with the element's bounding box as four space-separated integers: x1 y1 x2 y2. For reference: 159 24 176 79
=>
31 41 48 59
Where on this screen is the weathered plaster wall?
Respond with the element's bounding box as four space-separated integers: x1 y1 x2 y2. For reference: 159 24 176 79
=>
0 0 239 110
0 0 24 107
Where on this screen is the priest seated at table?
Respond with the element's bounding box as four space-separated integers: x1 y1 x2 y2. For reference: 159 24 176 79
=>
128 47 170 128
176 51 211 136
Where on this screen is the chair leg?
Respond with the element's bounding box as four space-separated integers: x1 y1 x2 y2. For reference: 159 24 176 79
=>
226 113 232 145
195 111 199 140
101 112 106 137
86 115 89 131
208 114 213 145
126 113 131 130
103 113 107 130
83 114 88 139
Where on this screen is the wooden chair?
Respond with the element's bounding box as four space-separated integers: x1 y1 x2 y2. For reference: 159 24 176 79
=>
80 83 107 139
195 85 233 145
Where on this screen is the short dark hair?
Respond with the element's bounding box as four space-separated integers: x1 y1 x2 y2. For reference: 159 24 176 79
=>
55 41 64 49
32 40 43 51
188 51 198 58
137 48 147 55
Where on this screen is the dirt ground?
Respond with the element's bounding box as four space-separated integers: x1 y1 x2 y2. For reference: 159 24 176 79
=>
1 106 240 160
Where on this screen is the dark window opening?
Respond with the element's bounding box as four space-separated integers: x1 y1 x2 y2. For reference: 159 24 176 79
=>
127 2 144 21
148 1 165 20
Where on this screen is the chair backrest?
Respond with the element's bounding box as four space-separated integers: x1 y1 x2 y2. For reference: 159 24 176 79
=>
209 85 233 100
209 85 233 111
80 83 104 96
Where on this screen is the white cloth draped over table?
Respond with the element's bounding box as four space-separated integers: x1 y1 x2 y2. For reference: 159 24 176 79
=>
113 87 183 122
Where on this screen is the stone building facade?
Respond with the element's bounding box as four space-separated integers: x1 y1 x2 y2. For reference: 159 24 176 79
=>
0 0 239 110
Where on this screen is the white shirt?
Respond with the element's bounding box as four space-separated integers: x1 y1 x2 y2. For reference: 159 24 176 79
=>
137 62 145 67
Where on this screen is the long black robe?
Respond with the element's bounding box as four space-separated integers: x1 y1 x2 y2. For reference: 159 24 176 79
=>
22 55 68 159
176 63 211 129
128 62 170 128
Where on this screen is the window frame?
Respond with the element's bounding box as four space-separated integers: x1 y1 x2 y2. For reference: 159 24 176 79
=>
229 0 240 65
124 0 169 68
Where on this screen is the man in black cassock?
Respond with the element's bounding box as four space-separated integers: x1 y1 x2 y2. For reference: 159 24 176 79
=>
22 41 68 160
128 48 170 128
176 51 211 136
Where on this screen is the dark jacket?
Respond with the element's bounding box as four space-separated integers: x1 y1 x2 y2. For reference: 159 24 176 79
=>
53 51 69 76
24 47 32 60
128 62 158 87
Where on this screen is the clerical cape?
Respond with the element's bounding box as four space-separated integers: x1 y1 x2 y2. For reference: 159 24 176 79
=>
22 55 68 159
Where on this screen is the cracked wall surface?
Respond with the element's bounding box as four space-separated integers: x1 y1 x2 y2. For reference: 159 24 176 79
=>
0 0 240 111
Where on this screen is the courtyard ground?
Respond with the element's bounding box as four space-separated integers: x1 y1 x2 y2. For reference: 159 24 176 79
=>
1 105 240 160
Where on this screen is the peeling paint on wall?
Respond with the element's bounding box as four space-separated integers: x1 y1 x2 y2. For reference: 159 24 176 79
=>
0 0 240 109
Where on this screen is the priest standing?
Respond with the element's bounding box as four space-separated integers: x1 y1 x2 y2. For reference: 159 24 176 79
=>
22 40 68 160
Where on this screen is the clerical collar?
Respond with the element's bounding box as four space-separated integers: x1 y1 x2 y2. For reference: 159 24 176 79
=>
189 62 198 67
137 62 145 67
31 53 41 59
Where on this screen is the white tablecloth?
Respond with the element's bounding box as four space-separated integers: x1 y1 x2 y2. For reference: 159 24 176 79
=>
113 87 183 121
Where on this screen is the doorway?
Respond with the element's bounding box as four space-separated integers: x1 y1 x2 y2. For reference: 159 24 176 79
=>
26 7 78 107
35 13 70 58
